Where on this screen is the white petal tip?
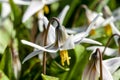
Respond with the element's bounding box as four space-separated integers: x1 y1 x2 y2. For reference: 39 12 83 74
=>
21 40 26 44
99 13 103 16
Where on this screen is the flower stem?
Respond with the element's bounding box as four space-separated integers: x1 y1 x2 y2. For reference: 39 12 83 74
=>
102 34 120 56
42 17 60 74
97 48 103 80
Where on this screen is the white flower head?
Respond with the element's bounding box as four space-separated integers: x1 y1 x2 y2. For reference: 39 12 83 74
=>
22 0 58 22
82 48 113 80
21 14 103 65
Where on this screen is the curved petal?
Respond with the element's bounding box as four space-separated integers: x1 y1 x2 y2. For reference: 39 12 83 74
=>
45 0 58 4
110 22 120 46
58 5 70 24
14 0 31 5
1 3 11 18
87 46 117 56
22 43 57 63
73 32 86 44
41 16 56 44
80 38 102 45
102 63 113 80
96 62 113 80
21 40 57 53
103 57 120 73
22 50 42 63
22 1 44 22
85 7 105 28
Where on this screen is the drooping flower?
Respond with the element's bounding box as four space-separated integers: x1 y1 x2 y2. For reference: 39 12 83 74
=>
82 48 113 80
35 5 70 46
21 14 102 65
83 47 120 80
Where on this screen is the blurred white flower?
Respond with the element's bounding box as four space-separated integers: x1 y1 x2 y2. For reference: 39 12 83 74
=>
22 0 58 22
0 0 30 19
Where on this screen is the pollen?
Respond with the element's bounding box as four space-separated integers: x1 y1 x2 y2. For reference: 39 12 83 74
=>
44 5 49 14
90 29 96 35
60 50 70 66
104 24 112 36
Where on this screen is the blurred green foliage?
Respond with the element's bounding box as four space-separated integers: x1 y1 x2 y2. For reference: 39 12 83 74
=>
0 0 120 80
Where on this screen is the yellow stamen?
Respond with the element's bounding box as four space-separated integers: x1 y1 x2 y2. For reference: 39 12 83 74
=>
90 29 96 35
44 6 49 14
104 24 112 36
60 50 70 66
36 9 44 16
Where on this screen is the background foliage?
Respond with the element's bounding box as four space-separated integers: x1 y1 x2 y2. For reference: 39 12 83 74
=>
0 0 120 80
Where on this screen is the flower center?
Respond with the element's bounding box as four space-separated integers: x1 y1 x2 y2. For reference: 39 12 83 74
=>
90 29 96 35
104 24 112 36
44 5 49 14
60 50 70 66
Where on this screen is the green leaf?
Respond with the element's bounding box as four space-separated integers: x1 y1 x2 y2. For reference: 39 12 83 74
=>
0 47 14 79
0 29 11 54
41 74 59 80
0 70 9 80
9 0 22 27
49 61 70 74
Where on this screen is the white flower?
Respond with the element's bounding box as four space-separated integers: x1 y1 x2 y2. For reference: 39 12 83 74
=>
82 5 105 29
36 5 70 45
82 48 114 80
87 46 118 56
21 14 102 65
22 0 58 22
0 0 30 19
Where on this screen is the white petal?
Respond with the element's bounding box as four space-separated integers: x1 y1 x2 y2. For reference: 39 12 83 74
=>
22 1 44 22
110 22 120 35
0 0 8 3
80 38 102 45
65 28 77 34
96 62 113 80
21 40 57 53
45 0 58 4
14 0 30 5
41 16 56 44
113 7 120 17
38 12 44 32
102 63 113 80
87 46 117 56
58 5 70 24
22 50 42 63
110 22 120 46
60 35 74 50
1 3 11 18
22 43 57 63
85 13 103 36
103 57 120 73
85 7 104 28
73 32 86 44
